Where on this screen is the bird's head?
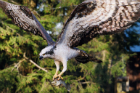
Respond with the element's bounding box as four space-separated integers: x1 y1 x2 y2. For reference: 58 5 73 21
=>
39 45 55 60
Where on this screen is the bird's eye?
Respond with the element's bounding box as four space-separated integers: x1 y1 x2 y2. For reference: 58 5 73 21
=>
43 54 45 56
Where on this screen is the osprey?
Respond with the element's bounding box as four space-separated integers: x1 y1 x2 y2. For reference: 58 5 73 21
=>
0 0 140 80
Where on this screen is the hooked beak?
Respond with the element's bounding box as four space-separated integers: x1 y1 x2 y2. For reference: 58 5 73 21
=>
39 56 43 60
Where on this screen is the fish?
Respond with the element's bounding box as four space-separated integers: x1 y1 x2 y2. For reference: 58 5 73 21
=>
51 78 71 91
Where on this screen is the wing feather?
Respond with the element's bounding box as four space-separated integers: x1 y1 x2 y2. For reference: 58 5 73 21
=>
0 0 54 45
57 0 140 47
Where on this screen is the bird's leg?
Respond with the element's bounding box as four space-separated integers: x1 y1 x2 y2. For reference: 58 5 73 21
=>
53 60 60 80
57 59 67 80
57 71 64 80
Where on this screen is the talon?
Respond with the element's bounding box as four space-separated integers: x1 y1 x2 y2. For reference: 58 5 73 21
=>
53 74 58 80
53 74 63 80
57 74 63 80
59 76 63 80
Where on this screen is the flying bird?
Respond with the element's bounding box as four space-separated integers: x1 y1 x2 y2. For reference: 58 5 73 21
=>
0 0 140 80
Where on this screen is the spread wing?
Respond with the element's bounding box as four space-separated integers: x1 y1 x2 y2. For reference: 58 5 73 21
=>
0 0 54 45
57 0 140 47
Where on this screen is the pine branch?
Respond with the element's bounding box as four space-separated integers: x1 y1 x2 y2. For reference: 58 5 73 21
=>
23 53 48 73
11 58 25 73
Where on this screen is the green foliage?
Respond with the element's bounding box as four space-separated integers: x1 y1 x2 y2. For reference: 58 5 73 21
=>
0 0 140 93
0 67 18 93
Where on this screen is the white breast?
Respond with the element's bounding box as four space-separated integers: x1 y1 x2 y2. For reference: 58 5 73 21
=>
54 44 79 61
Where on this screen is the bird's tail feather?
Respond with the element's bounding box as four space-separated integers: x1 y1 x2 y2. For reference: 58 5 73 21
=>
75 50 102 63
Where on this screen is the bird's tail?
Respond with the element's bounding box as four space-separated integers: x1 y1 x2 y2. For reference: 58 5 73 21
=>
75 50 102 63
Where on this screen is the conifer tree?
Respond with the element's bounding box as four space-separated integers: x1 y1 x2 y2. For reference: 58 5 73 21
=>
0 0 139 92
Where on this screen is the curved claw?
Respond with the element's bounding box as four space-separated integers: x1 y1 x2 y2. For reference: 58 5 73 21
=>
57 74 63 80
53 74 58 80
53 74 63 80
